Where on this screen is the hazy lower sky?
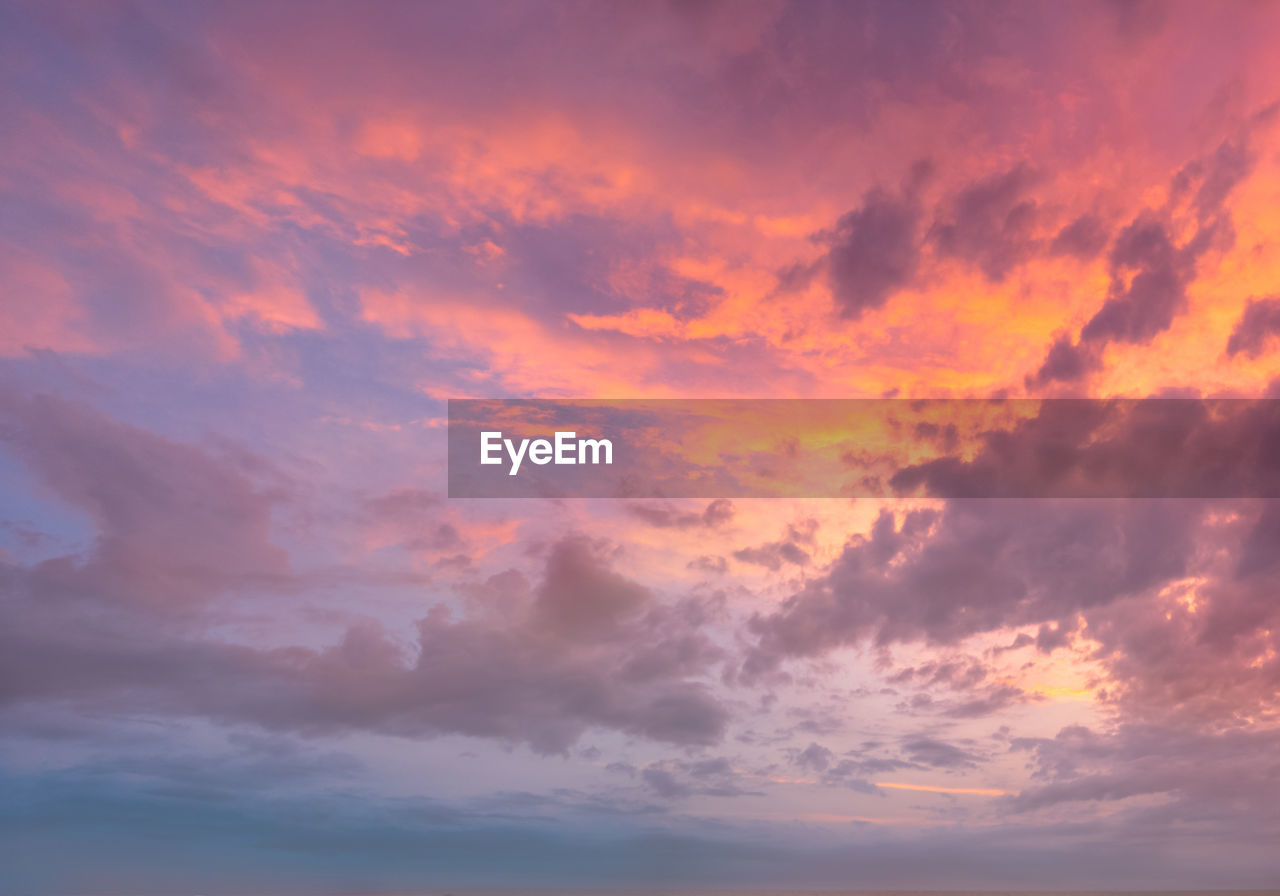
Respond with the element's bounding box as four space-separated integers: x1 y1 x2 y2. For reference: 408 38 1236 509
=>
3 1 1280 893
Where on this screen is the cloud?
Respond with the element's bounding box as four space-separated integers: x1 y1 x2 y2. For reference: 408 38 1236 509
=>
885 657 1031 718
939 683 1029 719
0 527 730 753
902 737 982 769
6 1 1280 888
1226 295 1280 358
1175 137 1255 222
687 555 728 574
930 164 1040 281
731 518 816 570
1009 722 1280 833
1030 131 1261 387
889 398 1280 499
743 498 1280 733
1080 526 1280 726
744 500 1198 680
1049 213 1109 260
626 499 735 529
791 740 945 793
641 765 691 798
1027 335 1100 388
0 393 732 752
1079 213 1197 345
0 388 289 609
16 752 1278 892
795 741 834 772
532 536 652 639
824 184 924 318
639 755 760 799
733 540 809 571
888 658 990 690
1106 0 1170 43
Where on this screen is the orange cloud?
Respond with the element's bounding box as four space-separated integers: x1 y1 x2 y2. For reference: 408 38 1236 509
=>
876 781 1008 796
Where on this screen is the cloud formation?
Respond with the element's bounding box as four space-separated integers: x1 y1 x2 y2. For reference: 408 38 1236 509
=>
5 0 1280 889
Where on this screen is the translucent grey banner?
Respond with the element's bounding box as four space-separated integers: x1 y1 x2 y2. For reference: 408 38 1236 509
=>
447 398 1280 498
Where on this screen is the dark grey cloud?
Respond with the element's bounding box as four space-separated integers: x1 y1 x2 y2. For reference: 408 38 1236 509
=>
744 499 1198 681
803 136 1257 345
1049 213 1109 260
1226 295 1280 358
817 161 1058 314
885 657 1031 718
821 765 880 794
640 756 760 800
641 765 690 798
931 164 1040 281
732 518 816 570
890 398 1280 499
1174 137 1255 222
626 498 734 529
888 658 990 690
820 163 933 318
733 540 809 570
825 188 923 318
1080 214 1194 345
940 683 1028 719
795 741 834 772
788 742 884 793
902 736 982 769
793 736 974 789
1026 335 1101 387
687 554 728 574
1031 131 1261 387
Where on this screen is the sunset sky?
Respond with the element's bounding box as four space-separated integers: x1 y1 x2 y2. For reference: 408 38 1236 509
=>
4 1 1280 892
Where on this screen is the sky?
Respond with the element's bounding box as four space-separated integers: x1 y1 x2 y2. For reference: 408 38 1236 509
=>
3 0 1280 892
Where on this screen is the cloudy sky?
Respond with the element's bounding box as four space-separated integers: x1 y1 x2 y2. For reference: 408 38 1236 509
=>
4 1 1280 892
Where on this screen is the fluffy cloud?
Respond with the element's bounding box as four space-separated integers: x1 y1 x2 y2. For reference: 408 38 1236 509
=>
1 536 730 753
0 392 730 752
744 499 1198 680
